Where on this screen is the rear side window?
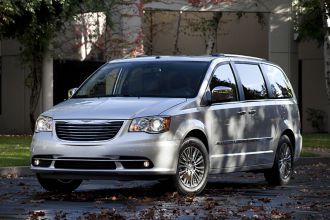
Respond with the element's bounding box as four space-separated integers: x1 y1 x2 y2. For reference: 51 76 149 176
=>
235 64 268 100
262 64 293 98
210 64 238 101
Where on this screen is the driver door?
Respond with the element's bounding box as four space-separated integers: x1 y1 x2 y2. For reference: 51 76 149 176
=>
207 63 256 171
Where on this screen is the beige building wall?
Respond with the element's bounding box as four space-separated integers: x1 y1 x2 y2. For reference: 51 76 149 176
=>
299 41 330 133
216 13 269 59
0 39 42 134
144 11 268 58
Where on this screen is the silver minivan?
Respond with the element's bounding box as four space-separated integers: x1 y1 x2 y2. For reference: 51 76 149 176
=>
30 54 302 195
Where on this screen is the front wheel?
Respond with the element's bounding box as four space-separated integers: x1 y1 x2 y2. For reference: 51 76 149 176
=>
174 137 209 195
264 135 293 185
37 174 82 193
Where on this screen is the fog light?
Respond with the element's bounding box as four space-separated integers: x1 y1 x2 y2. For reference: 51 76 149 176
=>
33 159 40 166
143 161 150 168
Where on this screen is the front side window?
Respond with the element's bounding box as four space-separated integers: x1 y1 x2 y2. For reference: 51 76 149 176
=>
210 64 238 102
74 61 209 98
262 64 293 98
235 64 268 100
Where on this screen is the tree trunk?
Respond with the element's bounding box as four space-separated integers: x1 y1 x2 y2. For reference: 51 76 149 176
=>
29 57 42 132
323 34 330 102
205 12 222 55
173 11 182 55
321 0 330 102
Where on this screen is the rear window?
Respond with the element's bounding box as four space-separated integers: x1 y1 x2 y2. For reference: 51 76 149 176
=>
235 63 268 100
262 64 293 99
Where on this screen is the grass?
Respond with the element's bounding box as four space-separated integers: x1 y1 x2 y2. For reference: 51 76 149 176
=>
0 133 329 167
302 133 330 149
0 135 32 167
300 151 320 158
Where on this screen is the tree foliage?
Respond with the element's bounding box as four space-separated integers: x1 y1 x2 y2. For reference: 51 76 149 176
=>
295 0 329 44
1 0 75 57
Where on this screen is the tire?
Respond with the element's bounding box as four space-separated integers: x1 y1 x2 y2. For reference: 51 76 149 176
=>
264 135 293 185
174 137 209 195
37 174 82 193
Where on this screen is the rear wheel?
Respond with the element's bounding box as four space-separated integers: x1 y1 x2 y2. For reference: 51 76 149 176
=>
37 174 82 193
174 137 209 195
264 135 293 185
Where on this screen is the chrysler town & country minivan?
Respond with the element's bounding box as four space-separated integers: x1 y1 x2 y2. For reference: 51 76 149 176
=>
30 54 302 195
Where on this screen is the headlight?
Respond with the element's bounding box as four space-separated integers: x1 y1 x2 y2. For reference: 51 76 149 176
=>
129 117 171 133
35 116 53 132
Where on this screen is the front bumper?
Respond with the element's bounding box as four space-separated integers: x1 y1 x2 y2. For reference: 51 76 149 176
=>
30 121 180 178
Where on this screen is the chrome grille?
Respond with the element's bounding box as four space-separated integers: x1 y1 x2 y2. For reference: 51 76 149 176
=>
55 121 123 141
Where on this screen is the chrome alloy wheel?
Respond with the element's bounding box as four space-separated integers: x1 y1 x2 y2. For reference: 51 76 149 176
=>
178 146 205 188
278 143 292 180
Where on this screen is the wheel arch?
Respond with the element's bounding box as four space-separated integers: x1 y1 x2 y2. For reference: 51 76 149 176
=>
185 129 209 153
281 129 296 157
173 118 209 152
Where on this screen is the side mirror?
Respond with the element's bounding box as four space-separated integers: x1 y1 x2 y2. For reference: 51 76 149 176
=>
211 86 234 103
68 88 78 99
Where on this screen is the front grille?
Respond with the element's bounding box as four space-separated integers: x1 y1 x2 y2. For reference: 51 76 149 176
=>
55 121 123 141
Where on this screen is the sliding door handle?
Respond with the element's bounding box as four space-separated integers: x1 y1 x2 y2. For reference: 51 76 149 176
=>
237 111 246 116
249 109 257 115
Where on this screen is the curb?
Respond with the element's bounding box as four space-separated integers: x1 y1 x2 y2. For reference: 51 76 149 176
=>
0 166 32 177
0 157 329 178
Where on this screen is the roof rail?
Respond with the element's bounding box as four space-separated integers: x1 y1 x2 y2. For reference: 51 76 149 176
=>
211 53 225 57
211 53 266 61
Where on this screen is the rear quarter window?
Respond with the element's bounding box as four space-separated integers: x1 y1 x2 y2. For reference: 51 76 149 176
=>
262 64 293 99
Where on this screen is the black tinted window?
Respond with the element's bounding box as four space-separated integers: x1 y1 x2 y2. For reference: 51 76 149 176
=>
74 61 209 98
210 64 238 101
262 64 293 98
235 64 268 100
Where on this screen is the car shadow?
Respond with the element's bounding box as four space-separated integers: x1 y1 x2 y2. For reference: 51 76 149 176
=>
32 178 276 203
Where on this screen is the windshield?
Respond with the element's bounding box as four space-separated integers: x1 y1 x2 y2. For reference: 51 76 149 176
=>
73 61 210 98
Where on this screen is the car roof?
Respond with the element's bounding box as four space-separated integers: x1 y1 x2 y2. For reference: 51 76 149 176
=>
109 55 218 63
108 54 276 66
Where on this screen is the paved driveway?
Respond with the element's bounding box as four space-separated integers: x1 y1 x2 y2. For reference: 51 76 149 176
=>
0 159 329 219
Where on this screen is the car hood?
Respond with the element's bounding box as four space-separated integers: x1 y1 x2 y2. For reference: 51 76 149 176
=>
43 97 187 120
